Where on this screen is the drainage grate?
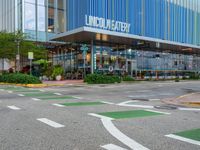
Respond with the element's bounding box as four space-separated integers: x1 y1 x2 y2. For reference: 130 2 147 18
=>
154 105 177 110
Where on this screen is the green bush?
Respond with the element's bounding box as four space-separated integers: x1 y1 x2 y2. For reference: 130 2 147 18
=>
84 74 121 84
0 73 41 84
175 77 180 82
122 76 135 81
52 65 64 79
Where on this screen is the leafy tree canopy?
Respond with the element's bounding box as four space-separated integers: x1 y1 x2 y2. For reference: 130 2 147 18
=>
0 30 48 60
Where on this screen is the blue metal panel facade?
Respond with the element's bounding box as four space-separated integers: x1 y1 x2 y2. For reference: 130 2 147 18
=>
66 0 200 46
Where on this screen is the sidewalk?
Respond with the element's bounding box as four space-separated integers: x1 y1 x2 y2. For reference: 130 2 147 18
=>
163 92 200 108
42 80 84 85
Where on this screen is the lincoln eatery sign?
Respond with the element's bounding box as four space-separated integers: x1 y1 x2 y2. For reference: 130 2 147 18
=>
85 15 131 33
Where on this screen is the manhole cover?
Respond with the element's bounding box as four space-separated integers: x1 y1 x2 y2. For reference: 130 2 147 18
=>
154 105 177 110
132 98 149 101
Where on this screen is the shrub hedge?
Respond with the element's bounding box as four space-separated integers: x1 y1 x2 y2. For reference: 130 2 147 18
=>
0 73 42 84
84 74 121 84
122 76 135 81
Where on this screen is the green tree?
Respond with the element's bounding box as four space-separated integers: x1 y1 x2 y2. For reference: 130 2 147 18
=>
0 31 48 71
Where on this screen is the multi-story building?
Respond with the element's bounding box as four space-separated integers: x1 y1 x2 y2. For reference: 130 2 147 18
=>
0 0 200 78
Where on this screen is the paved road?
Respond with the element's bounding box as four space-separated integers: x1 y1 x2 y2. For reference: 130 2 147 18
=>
0 81 200 150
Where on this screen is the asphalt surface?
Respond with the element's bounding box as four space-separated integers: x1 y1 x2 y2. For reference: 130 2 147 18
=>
0 80 200 150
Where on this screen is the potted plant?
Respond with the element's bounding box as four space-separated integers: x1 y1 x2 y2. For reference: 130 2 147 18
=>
52 65 64 81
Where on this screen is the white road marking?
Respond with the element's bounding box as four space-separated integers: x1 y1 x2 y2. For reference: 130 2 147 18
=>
8 91 13 93
101 144 128 150
136 90 151 93
32 98 41 101
0 89 4 91
178 107 200 111
52 103 65 107
40 90 45 92
166 134 200 146
149 99 160 101
117 101 154 109
101 117 150 150
37 118 65 128
88 113 114 120
7 105 21 110
73 96 82 99
54 93 62 96
145 109 171 115
18 94 24 97
101 101 115 105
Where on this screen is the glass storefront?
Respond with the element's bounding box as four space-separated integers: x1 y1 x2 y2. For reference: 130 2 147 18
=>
50 42 200 79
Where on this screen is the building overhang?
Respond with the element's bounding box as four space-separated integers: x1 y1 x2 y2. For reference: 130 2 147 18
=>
51 27 200 54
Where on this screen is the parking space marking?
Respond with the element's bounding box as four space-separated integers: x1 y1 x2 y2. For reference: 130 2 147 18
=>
37 118 65 128
178 108 200 111
52 103 65 107
165 134 200 146
101 144 128 150
7 105 21 110
145 109 171 115
18 94 24 97
32 98 41 101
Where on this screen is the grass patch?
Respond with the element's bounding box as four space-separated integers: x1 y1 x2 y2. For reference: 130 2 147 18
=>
175 129 200 141
98 110 163 119
61 102 104 106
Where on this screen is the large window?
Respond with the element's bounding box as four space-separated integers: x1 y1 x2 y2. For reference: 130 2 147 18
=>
24 2 36 39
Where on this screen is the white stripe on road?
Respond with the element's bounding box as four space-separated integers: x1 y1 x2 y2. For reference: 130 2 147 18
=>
178 107 200 111
7 105 21 110
101 117 150 150
0 89 4 91
54 93 62 96
8 91 13 93
149 99 160 101
145 109 171 115
89 113 150 150
32 98 41 101
88 113 114 120
18 94 24 97
101 101 115 105
40 90 45 92
101 144 128 150
166 134 200 146
73 96 82 99
52 103 65 107
117 101 154 109
37 118 65 128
